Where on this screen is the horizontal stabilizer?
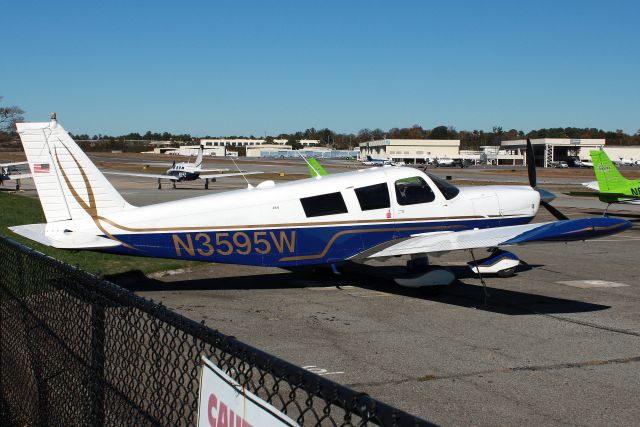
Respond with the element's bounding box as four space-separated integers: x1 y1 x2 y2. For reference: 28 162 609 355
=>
1 161 28 168
369 217 631 258
4 173 32 180
9 223 121 249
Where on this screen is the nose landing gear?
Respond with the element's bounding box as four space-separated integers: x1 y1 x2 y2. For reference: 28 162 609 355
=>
468 249 520 278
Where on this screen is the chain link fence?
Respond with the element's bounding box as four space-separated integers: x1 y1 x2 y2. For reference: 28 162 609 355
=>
0 235 434 426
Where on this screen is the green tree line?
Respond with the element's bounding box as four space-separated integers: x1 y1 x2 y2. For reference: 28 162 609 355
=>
1 98 638 151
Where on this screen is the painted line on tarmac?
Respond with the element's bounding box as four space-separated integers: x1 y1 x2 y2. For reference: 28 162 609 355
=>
303 366 345 376
557 280 629 288
587 237 640 242
348 356 640 388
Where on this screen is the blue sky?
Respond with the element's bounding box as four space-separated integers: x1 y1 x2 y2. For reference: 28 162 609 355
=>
2 0 638 136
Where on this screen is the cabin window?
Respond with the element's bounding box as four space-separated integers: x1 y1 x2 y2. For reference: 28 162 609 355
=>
354 183 390 211
426 173 460 200
300 192 348 217
395 177 435 205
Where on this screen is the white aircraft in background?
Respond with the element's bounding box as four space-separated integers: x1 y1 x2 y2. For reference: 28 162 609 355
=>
1 161 32 190
9 115 631 289
614 157 635 167
362 155 392 166
106 145 262 189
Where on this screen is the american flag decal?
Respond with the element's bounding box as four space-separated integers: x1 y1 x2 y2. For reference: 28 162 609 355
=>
34 163 50 174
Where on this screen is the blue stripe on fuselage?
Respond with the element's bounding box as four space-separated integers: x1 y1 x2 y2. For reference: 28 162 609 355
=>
100 216 534 267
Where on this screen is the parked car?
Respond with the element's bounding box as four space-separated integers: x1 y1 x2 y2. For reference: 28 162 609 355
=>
549 161 568 168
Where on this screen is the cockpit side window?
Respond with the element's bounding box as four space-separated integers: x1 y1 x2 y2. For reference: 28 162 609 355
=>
395 177 435 205
300 192 349 217
354 183 390 211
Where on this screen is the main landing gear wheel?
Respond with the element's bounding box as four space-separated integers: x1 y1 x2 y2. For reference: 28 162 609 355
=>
393 256 455 294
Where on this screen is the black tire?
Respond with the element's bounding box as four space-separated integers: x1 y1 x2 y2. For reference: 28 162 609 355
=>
496 267 516 278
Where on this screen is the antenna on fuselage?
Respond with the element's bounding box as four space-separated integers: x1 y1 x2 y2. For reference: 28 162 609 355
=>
229 156 254 189
296 150 321 179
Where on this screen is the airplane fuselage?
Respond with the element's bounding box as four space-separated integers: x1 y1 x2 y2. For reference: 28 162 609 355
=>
167 169 200 181
59 167 541 267
166 162 202 181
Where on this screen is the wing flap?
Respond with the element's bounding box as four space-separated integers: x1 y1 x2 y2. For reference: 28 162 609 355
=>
369 218 631 258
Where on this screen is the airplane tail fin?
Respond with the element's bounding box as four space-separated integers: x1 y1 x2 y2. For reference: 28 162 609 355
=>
195 145 204 168
15 115 133 223
590 150 630 192
307 158 328 177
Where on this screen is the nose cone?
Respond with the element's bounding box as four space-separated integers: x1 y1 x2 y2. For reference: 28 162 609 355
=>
496 186 540 217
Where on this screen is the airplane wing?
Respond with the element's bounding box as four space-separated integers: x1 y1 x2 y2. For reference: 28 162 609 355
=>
4 173 32 180
198 171 264 179
0 161 28 167
104 171 179 180
582 181 599 191
366 217 630 258
199 168 229 173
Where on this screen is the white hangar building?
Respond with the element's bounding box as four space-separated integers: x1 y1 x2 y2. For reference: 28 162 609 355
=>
501 138 606 167
359 139 460 164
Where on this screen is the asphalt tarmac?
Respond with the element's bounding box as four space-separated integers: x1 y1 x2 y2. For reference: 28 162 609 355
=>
5 154 640 426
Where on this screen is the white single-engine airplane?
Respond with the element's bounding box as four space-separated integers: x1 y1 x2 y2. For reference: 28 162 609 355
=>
106 144 262 189
1 161 32 190
9 115 631 288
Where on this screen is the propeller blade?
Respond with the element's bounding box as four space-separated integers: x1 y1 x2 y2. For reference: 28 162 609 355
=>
526 138 570 220
526 139 536 188
536 188 556 203
541 200 569 221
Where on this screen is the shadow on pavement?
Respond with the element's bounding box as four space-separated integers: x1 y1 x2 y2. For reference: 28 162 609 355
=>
108 260 610 316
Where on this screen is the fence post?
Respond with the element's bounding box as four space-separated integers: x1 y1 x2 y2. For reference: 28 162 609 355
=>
90 300 106 426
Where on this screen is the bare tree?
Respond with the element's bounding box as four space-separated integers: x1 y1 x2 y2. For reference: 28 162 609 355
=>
0 96 25 132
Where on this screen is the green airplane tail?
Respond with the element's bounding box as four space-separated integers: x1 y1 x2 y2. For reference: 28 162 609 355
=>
590 150 630 192
307 158 328 177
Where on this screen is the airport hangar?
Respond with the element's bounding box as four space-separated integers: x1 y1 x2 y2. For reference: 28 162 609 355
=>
500 138 640 167
358 139 462 164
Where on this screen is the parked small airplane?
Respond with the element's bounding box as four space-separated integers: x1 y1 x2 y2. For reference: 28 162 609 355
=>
582 150 640 209
614 157 636 167
10 115 631 289
0 161 31 190
106 145 262 189
435 158 470 168
362 155 392 166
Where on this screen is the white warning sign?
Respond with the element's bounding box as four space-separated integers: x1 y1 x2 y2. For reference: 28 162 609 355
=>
197 356 298 427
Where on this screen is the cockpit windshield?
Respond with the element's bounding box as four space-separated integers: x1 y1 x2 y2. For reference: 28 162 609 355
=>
426 173 460 200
